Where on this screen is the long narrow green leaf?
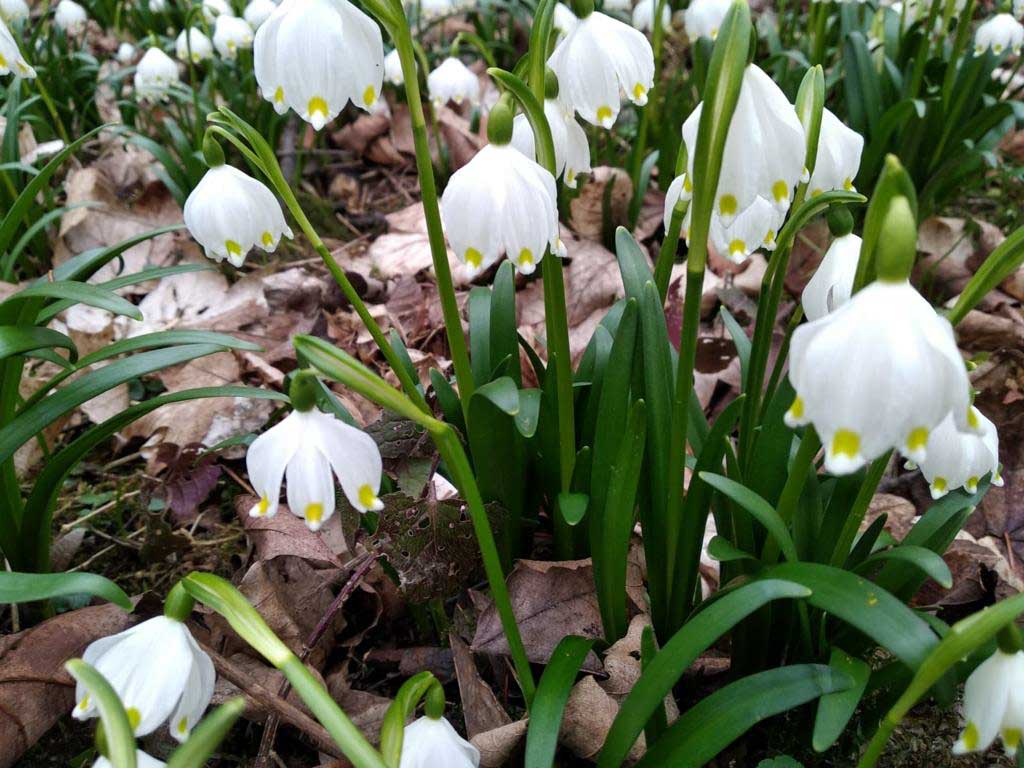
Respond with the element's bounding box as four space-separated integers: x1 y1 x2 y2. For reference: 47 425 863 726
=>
52 225 184 283
65 659 138 768
1 280 142 320
813 648 871 752
0 326 77 363
166 698 246 768
524 636 593 768
0 571 131 610
701 472 799 563
855 544 953 588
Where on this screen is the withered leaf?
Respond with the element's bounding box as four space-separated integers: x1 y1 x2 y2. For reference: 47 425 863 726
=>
449 633 511 738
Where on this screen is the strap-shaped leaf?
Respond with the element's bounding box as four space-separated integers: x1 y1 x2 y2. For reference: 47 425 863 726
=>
0 570 131 610
1 280 142 320
167 698 245 768
813 648 871 752
701 472 799 563
524 636 593 768
0 326 77 363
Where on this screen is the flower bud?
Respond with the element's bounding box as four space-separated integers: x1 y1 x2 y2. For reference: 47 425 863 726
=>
874 195 916 283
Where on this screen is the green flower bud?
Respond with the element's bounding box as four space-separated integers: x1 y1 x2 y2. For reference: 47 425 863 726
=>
875 195 917 283
827 206 855 238
544 67 560 101
202 130 225 168
571 0 594 18
164 581 196 622
289 370 320 413
487 92 516 145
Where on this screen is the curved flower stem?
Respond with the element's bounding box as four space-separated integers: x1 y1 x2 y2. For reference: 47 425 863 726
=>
654 143 690 301
32 77 70 146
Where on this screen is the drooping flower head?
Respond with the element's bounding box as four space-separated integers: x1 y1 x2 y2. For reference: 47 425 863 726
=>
176 28 214 64
399 716 480 768
428 57 481 109
683 0 731 39
202 0 233 20
245 380 384 531
0 17 34 78
148 0 167 12
913 408 1002 498
384 48 404 86
95 752 166 768
73 616 215 742
553 2 578 37
213 13 254 59
54 0 87 31
975 14 1024 56
510 70 591 188
255 0 385 130
117 42 137 64
244 0 277 27
632 0 670 32
547 0 654 128
801 233 861 321
602 0 632 12
0 0 28 23
134 47 180 101
953 649 1024 758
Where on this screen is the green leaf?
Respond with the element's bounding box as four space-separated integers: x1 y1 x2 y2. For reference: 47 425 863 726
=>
469 286 492 386
598 579 813 768
52 225 184 283
948 226 1024 326
1 280 142 320
615 227 655 301
813 648 870 752
65 659 138 768
515 389 541 439
558 491 589 526
700 472 799 563
720 306 750 385
490 261 521 386
0 571 131 610
525 636 593 768
0 326 77 363
167 698 246 768
856 545 953 589
708 535 755 562
635 665 852 767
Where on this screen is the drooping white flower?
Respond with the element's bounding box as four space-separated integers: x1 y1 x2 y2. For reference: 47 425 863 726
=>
73 616 215 742
95 752 166 768
786 279 976 474
801 233 861 321
244 0 277 27
416 0 456 19
399 716 480 768
548 8 654 128
202 0 234 20
133 47 179 101
116 42 137 64
441 143 560 276
913 408 1002 498
176 28 214 64
0 18 34 78
553 2 578 37
602 0 631 12
682 64 805 224
707 195 785 262
54 0 87 31
149 0 167 11
384 48 404 86
254 0 385 130
246 405 384 530
428 57 480 108
213 13 254 59
183 164 293 267
663 173 693 231
975 14 1024 56
683 0 731 39
953 649 1024 758
0 0 28 23
808 107 864 197
632 0 670 31
511 98 591 188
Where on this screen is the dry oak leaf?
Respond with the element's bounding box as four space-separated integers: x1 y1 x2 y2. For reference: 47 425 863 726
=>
450 632 511 739
365 201 477 286
471 719 529 768
562 675 645 764
234 494 344 568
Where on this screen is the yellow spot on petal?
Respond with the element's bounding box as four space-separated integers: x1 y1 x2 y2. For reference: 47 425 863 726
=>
596 105 614 125
358 484 378 509
465 248 482 269
788 396 804 420
710 26 719 38
77 694 90 711
843 177 855 191
962 722 980 751
632 82 647 101
178 716 189 735
719 194 737 217
831 429 860 458
994 44 1004 54
966 476 979 493
566 170 576 185
257 495 270 515
906 427 929 453
763 229 776 247
0 53 6 69
728 239 746 257
968 407 980 430
683 176 692 193
772 179 789 203
126 707 142 731
810 188 823 198
308 96 329 120
16 61 29 74
518 248 534 268
933 477 948 494
1003 728 1022 751
363 85 377 106
192 53 201 63
304 503 324 526
262 231 275 247
273 86 284 103
225 240 243 257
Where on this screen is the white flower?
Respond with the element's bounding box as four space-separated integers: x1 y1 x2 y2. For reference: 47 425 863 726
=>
0 18 34 78
975 14 1024 56
54 0 87 31
416 0 456 19
682 64 805 224
707 195 785 263
149 0 167 11
399 717 480 768
244 0 277 27
428 57 480 108
632 0 670 32
203 0 234 20
183 164 293 267
134 47 179 101
116 42 137 64
0 0 28 23
441 143 560 276
786 279 976 474
553 2 578 37
510 98 591 188
683 0 731 39
801 233 861 321
246 406 384 530
384 48 404 86
548 9 654 128
808 107 864 197
914 408 1002 498
73 616 215 742
214 14 254 59
176 28 214 64
662 173 693 231
255 0 385 130
953 649 1024 758
603 0 631 12
95 752 166 768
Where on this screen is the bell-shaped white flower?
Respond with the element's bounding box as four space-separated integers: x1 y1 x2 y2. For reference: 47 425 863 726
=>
663 173 693 231
399 716 480 768
913 408 1002 498
632 0 670 32
0 0 28 23
953 649 1024 758
149 0 167 12
246 405 384 530
548 8 654 128
255 0 384 130
441 143 560 276
554 2 578 37
0 18 34 78
202 0 233 20
54 0 87 31
707 195 785 263
808 107 864 197
73 616 215 742
603 0 632 12
176 28 214 64
683 0 731 39
975 14 1024 56
95 752 166 768
786 279 976 474
682 64 806 224
244 0 277 27
801 233 861 321
511 99 591 188
428 57 480 108
134 47 180 102
214 14 254 59
384 48 404 86
183 164 293 267
117 42 137 64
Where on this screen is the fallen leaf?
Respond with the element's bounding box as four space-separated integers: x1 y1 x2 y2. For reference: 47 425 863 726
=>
449 633 511 738
235 495 344 568
471 719 528 768
569 167 632 240
561 675 645 763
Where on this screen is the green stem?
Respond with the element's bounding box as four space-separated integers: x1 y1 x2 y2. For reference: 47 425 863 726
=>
829 452 889 567
761 427 820 563
810 2 828 66
655 145 690 302
33 76 70 146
